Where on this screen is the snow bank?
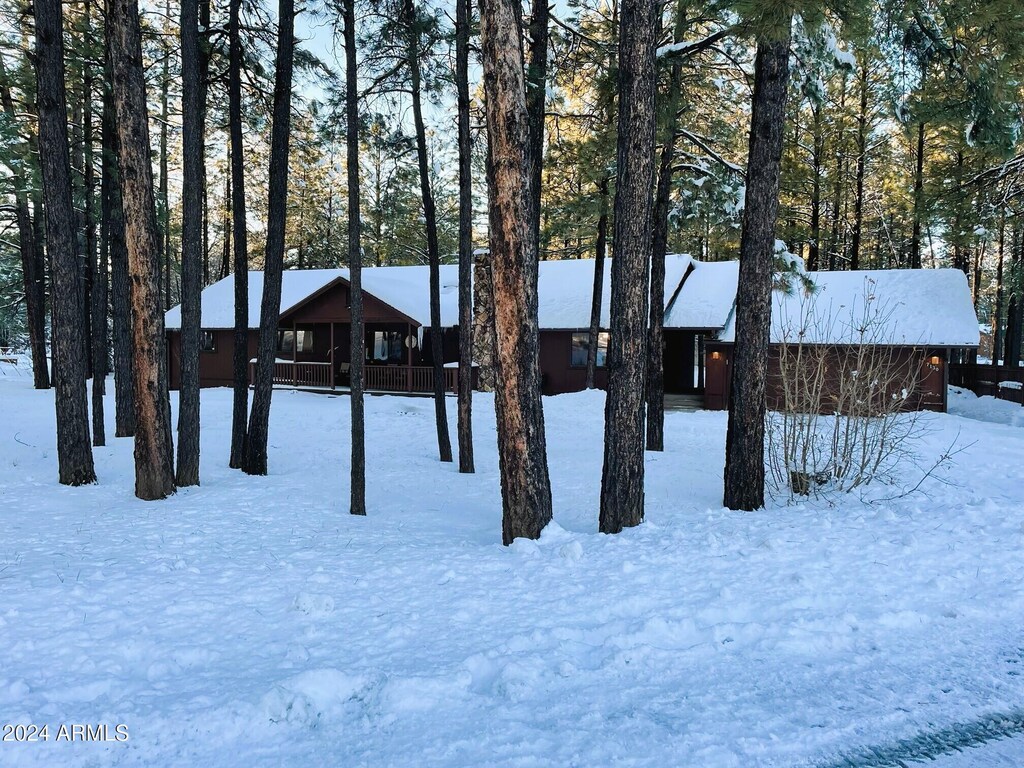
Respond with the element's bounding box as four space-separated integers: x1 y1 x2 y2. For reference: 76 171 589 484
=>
1 376 1022 766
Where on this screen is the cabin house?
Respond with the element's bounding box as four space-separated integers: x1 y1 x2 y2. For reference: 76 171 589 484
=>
703 268 980 413
165 258 978 412
164 255 733 396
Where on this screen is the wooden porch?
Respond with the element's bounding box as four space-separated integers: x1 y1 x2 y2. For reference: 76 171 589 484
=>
248 359 462 394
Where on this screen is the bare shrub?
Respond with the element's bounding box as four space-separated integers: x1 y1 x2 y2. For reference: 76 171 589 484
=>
765 277 948 501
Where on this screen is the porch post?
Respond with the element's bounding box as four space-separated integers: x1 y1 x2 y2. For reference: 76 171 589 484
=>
407 322 413 393
293 320 298 387
330 322 335 390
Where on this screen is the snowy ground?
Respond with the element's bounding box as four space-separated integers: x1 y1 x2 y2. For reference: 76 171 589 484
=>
1 365 1023 767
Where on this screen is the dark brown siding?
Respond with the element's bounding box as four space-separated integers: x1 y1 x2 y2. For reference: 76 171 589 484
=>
539 330 608 394
704 342 952 413
169 329 257 389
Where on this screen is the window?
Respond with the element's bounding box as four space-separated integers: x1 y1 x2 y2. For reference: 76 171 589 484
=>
570 331 609 368
277 329 313 355
200 331 216 352
371 331 405 363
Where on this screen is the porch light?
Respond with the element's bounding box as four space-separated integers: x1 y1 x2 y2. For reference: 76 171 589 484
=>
929 355 941 366
711 351 721 361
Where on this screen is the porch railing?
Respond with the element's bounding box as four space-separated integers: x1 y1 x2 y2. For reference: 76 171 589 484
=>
364 364 458 393
249 360 334 389
248 359 461 393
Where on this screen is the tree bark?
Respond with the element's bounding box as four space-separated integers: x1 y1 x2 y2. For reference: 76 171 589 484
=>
456 0 474 473
808 100 822 271
598 0 657 533
243 0 295 476
228 0 248 469
103 45 135 439
0 56 49 389
993 216 1005 366
402 0 452 463
849 55 869 271
723 19 792 512
480 0 553 544
176 0 204 486
585 175 609 389
35 0 96 485
109 0 176 499
472 250 496 391
344 0 365 515
910 116 926 269
646 10 685 452
526 0 548 258
159 0 172 311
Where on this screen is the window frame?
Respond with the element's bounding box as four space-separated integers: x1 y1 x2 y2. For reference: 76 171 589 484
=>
199 330 217 353
569 331 609 369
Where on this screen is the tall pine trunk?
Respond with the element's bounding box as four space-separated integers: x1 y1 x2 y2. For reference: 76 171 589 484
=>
35 0 96 485
455 0 474 473
159 0 172 310
598 0 657 534
646 9 685 453
345 0 365 515
243 0 295 476
808 100 822 271
910 114 926 269
176 0 204 486
849 55 869 271
109 0 176 499
402 0 452 463
228 0 248 468
585 175 609 389
526 0 548 256
103 44 135 439
723 18 792 512
480 0 553 544
0 56 49 389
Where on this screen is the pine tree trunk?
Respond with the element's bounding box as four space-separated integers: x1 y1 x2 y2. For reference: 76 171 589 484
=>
176 0 204 486
403 0 452 463
480 0 553 544
849 55 869 271
808 101 822 271
526 0 548 256
81 0 105 445
910 117 926 269
103 47 135 438
228 0 249 469
585 175 609 389
646 21 685 453
993 217 1005 366
723 19 792 512
598 0 657 534
472 250 496 391
345 0 365 515
456 0 475 474
826 71 847 270
159 0 172 311
0 56 49 389
98 80 121 446
243 0 295 476
109 0 176 499
36 0 96 485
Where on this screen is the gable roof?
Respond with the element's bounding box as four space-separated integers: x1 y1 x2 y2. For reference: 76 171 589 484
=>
717 268 980 347
166 254 709 331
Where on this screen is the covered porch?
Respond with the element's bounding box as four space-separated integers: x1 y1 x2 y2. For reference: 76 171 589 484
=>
249 320 463 394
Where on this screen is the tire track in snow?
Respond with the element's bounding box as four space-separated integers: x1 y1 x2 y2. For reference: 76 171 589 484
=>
816 708 1024 767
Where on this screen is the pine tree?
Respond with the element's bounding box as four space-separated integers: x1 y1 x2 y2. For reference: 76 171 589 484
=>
480 0 554 544
35 0 96 485
109 0 176 499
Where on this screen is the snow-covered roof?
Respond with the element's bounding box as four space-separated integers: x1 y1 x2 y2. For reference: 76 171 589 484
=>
664 259 740 329
718 268 980 347
166 254 708 331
